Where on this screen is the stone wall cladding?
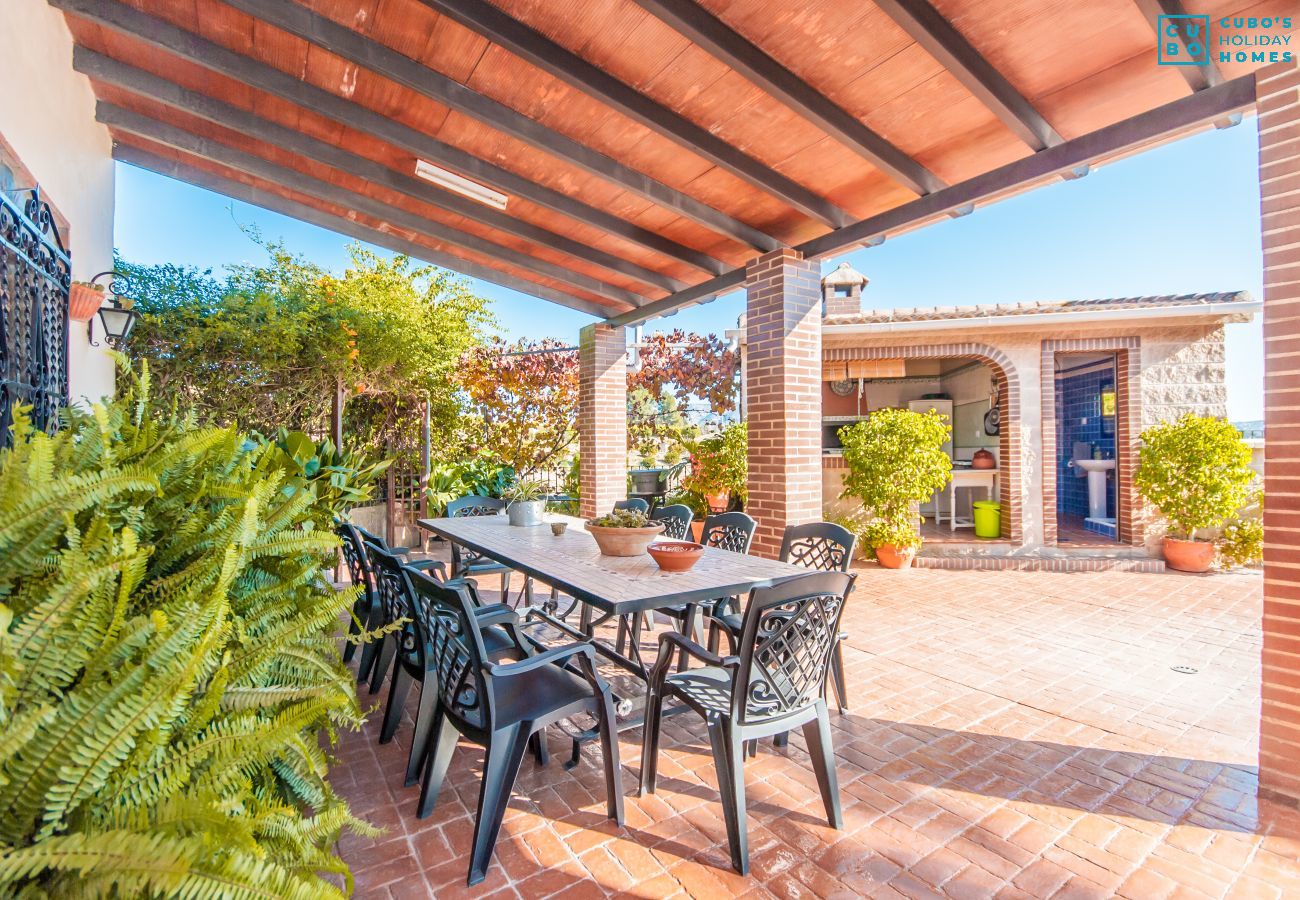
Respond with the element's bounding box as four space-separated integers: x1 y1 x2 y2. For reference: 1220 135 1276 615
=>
1139 324 1229 426
1258 58 1300 807
578 323 627 521
745 249 823 558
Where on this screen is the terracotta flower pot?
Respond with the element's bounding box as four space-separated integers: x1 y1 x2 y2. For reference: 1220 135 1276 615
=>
875 544 917 569
690 520 704 543
705 490 729 512
68 283 104 322
1163 537 1215 573
647 541 704 572
586 522 664 557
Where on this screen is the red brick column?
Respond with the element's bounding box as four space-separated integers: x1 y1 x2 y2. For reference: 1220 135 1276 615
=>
1259 58 1300 807
745 249 822 558
578 323 627 520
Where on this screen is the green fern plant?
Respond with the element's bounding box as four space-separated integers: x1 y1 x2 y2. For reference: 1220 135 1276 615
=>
0 360 380 897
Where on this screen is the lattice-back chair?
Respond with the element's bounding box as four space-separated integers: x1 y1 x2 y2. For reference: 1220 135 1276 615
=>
649 503 693 540
411 575 624 886
445 495 514 599
700 512 757 554
338 523 445 686
613 497 650 514
781 522 856 715
640 570 856 874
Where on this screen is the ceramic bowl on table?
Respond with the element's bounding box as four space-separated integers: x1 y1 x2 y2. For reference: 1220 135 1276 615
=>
586 522 664 556
647 541 705 572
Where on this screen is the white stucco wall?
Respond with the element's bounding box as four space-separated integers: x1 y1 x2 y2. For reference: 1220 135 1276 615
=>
0 0 115 404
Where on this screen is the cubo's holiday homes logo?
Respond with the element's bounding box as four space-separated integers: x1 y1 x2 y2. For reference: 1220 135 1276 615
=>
1157 14 1293 66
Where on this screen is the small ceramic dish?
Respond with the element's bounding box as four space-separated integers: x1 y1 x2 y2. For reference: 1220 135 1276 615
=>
646 541 705 572
550 521 568 536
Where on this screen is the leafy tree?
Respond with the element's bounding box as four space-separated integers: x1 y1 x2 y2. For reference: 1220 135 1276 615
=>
117 242 492 462
0 363 378 896
1135 414 1256 539
460 337 579 476
629 330 737 456
839 408 952 550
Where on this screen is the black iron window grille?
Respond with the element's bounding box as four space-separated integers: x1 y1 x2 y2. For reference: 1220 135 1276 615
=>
0 188 70 444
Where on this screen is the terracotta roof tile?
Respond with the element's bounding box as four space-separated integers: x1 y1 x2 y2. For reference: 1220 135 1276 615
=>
823 291 1253 325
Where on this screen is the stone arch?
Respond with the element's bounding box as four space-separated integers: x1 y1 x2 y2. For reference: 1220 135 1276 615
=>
824 342 1023 543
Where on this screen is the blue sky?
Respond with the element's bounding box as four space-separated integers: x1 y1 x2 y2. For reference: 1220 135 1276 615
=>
114 121 1264 420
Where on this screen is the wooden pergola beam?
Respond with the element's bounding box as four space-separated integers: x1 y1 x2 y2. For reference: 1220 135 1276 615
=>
112 145 617 318
631 0 944 196
50 0 729 277
77 48 684 295
417 0 850 228
100 103 646 310
219 0 779 255
1132 0 1225 92
607 73 1257 326
871 0 1063 151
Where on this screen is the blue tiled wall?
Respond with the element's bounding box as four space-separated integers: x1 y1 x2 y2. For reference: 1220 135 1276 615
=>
1055 363 1116 519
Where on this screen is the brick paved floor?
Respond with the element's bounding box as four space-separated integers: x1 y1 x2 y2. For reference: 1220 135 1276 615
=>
333 564 1300 898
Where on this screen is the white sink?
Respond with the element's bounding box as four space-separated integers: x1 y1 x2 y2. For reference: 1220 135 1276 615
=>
1074 458 1115 473
1073 458 1115 518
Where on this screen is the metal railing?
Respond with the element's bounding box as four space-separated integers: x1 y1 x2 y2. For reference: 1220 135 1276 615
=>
0 188 70 443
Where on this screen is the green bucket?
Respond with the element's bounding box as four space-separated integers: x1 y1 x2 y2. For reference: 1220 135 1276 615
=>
973 500 1001 539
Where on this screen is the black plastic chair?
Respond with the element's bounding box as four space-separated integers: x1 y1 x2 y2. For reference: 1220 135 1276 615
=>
368 548 538 785
639 570 856 874
337 523 445 686
708 522 856 714
446 495 514 599
413 576 624 885
649 503 694 540
613 498 650 514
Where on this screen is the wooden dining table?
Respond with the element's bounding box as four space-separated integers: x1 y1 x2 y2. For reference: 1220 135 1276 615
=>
418 512 814 763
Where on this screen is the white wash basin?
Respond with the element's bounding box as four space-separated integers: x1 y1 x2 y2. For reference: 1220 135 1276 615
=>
1074 458 1115 473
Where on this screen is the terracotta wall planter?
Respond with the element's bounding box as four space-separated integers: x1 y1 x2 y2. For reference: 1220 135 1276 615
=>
68 284 104 322
1163 537 1214 573
875 545 916 569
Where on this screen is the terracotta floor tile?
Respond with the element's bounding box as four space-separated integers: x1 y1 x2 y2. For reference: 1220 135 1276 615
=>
332 564 1300 897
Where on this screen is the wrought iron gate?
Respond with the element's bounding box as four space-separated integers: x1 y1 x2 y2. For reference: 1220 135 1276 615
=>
0 188 70 442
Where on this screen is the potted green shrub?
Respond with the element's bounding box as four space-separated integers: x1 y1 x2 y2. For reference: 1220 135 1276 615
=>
684 421 747 513
504 478 549 527
1135 414 1256 572
838 408 952 569
585 507 664 556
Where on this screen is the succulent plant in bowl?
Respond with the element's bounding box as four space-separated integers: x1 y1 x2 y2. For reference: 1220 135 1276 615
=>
586 507 664 556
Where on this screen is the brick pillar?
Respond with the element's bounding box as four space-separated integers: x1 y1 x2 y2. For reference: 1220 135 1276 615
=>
1258 58 1300 807
745 249 822 558
578 323 627 520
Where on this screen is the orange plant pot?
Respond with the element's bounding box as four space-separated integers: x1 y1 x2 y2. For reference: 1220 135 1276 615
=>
690 520 704 543
1162 537 1214 573
704 490 729 512
875 544 916 569
68 283 104 322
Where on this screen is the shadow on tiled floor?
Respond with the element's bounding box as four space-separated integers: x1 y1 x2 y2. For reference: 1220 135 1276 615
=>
332 559 1300 898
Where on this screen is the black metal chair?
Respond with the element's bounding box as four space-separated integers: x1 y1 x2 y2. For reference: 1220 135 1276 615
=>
613 498 650 514
337 522 445 685
446 495 514 599
413 575 624 885
707 522 856 714
639 570 856 874
368 547 539 785
649 503 694 540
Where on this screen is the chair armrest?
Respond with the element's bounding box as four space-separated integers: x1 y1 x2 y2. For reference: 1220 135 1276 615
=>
474 606 520 629
388 545 414 556
407 558 447 577
654 631 739 670
703 615 739 655
487 641 595 677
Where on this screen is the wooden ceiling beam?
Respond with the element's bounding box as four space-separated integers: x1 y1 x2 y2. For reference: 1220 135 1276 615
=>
219 0 779 255
98 102 647 309
50 0 727 277
871 0 1063 151
630 0 944 196
607 73 1256 326
77 48 684 294
114 144 616 318
416 0 850 228
1132 0 1225 92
